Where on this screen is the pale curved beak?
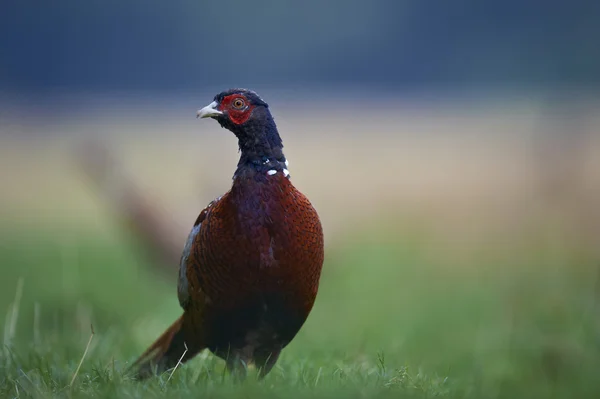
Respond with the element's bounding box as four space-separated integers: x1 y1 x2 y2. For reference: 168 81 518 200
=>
196 101 223 119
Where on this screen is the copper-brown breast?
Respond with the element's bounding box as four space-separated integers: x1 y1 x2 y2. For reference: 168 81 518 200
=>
187 173 324 320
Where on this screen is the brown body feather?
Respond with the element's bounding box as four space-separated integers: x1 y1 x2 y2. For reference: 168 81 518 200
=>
132 172 324 378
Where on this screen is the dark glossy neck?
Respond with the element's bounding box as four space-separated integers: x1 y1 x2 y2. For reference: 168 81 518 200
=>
237 138 284 166
234 115 286 177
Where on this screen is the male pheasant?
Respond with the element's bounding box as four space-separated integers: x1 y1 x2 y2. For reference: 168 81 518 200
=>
132 89 325 379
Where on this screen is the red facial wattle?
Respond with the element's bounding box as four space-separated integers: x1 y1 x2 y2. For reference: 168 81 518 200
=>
219 94 256 125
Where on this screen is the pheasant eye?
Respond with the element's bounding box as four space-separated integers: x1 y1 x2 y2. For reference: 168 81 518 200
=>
232 98 245 109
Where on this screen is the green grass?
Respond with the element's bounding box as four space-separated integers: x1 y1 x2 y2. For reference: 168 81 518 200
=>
1 223 599 398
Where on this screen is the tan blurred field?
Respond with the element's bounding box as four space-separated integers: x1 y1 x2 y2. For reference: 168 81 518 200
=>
1 96 599 253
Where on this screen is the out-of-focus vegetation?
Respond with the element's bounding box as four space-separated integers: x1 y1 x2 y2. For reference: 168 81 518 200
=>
2 1 599 91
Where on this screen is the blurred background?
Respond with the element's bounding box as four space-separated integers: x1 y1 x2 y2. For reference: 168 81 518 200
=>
1 0 599 396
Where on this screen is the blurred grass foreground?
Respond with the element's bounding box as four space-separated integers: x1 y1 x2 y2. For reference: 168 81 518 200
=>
0 93 599 398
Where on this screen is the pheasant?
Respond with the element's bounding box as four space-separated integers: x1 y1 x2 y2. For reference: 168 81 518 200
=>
132 89 325 379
